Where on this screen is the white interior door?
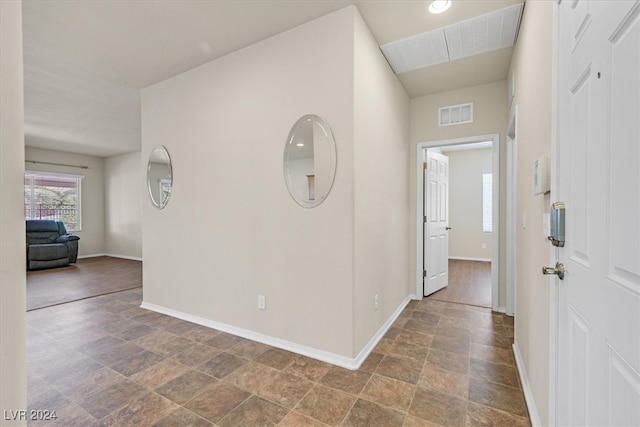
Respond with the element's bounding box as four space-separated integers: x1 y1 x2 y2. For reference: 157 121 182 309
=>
555 1 640 425
424 150 449 296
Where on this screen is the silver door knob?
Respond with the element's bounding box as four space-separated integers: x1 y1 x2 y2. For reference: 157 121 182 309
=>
542 262 565 280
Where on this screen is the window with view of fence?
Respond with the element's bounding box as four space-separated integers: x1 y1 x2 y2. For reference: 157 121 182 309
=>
24 172 82 231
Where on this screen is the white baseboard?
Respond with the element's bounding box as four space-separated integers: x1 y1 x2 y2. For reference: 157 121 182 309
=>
141 294 412 371
513 340 542 426
448 256 492 262
78 253 142 261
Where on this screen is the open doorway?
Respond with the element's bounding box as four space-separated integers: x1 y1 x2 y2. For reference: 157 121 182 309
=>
415 134 500 311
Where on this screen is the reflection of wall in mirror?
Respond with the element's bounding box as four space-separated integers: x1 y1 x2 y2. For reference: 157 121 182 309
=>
287 158 314 202
159 178 172 206
313 123 331 200
148 161 171 205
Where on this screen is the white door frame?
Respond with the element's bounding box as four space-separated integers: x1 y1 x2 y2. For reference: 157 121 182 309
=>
506 106 518 316
415 133 501 311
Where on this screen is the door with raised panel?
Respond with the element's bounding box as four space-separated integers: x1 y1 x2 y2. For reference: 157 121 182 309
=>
555 1 640 425
423 150 449 296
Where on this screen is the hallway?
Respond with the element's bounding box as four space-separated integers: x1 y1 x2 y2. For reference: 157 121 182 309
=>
27 290 529 426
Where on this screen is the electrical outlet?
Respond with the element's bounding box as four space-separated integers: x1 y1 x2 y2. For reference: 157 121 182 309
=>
482 243 487 249
374 294 380 311
257 294 266 310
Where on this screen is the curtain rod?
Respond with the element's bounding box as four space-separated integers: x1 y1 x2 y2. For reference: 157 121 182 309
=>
25 160 89 170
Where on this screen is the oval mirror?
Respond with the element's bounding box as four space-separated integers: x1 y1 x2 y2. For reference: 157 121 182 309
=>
147 145 173 209
283 115 337 208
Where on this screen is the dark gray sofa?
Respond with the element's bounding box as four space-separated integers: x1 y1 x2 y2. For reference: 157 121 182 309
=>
26 220 80 270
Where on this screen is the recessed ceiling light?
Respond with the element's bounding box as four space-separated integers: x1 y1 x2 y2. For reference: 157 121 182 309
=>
296 143 304 147
429 0 451 14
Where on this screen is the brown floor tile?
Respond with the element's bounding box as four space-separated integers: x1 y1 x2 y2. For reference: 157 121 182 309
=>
33 401 97 427
442 308 472 320
218 395 289 426
255 347 296 370
152 407 212 427
92 341 147 367
223 361 280 393
342 398 405 427
181 325 221 343
409 387 466 427
227 339 270 359
110 350 164 377
155 369 217 405
388 341 429 362
466 401 531 427
360 374 415 412
471 329 514 349
319 366 371 394
411 310 441 324
403 318 439 335
375 355 422 384
162 319 202 336
373 338 396 355
27 388 70 414
116 324 155 341
37 355 103 386
470 343 515 366
184 383 250 423
131 358 190 390
468 377 528 417
198 352 247 379
430 334 470 355
426 348 470 375
171 344 221 368
295 384 356 425
418 363 469 398
77 378 148 419
437 316 471 329
100 392 178 427
133 330 195 358
55 367 123 402
285 355 333 381
279 411 329 426
470 358 521 388
403 414 444 426
395 329 433 347
358 352 384 373
258 371 314 409
205 332 246 350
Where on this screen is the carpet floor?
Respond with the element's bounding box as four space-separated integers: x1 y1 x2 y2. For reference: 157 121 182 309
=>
27 256 142 311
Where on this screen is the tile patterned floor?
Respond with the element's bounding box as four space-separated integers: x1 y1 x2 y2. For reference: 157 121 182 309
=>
27 289 531 426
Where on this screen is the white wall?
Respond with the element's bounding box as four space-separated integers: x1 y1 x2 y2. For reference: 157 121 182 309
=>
1 1 27 424
141 6 410 363
410 81 508 304
104 151 142 259
509 2 554 424
353 11 411 353
24 147 105 256
445 147 493 260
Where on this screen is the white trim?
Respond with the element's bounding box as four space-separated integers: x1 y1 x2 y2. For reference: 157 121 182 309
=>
415 134 500 313
141 294 412 371
78 253 143 262
513 341 543 426
25 169 85 179
448 256 492 262
506 105 519 316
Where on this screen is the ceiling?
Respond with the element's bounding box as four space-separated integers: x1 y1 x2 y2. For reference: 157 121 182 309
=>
22 0 524 157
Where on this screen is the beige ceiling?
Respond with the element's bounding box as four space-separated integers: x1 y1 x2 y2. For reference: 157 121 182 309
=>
22 0 524 157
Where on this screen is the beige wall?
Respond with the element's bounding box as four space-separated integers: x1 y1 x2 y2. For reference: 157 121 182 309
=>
410 81 508 305
24 147 105 257
509 1 554 424
104 151 142 259
142 6 410 362
352 11 411 353
0 0 27 424
445 147 493 260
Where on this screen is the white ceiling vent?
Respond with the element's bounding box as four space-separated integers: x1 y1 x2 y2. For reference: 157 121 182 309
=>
380 3 523 74
439 103 473 126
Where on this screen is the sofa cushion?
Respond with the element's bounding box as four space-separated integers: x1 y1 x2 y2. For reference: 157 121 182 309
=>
26 231 60 244
28 243 69 261
26 220 60 233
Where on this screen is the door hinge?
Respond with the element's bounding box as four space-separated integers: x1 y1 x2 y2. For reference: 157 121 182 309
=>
423 270 427 278
423 162 427 170
423 215 427 223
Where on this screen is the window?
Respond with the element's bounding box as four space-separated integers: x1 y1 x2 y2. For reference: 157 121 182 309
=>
24 172 82 231
482 172 492 233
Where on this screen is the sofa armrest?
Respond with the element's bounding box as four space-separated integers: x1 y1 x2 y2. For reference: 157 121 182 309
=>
55 234 80 243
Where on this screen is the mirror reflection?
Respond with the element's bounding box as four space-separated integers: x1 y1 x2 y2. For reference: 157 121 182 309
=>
147 145 172 209
283 115 337 208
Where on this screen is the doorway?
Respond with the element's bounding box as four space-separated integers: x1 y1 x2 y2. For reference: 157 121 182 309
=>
415 134 500 311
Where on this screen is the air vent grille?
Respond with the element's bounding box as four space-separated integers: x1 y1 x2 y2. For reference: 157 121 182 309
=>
439 103 473 126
